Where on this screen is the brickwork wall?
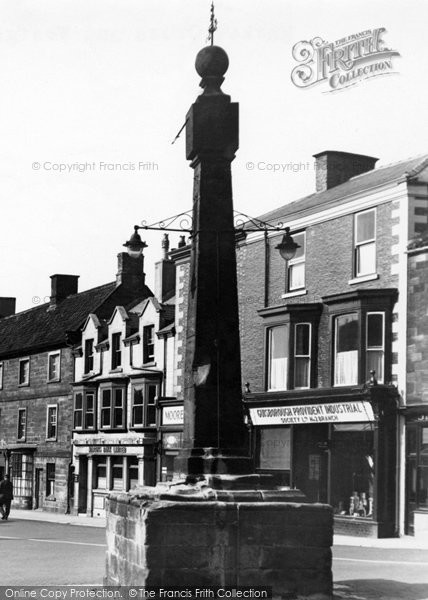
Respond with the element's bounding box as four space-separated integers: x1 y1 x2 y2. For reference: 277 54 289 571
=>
0 347 73 512
407 248 428 404
105 493 332 598
237 202 399 392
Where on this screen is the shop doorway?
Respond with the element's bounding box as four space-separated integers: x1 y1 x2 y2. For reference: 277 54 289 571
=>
34 468 43 509
77 457 88 514
405 423 428 535
293 424 329 503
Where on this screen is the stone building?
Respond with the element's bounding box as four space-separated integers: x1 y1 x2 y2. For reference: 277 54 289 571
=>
171 150 428 538
71 238 176 517
0 252 151 513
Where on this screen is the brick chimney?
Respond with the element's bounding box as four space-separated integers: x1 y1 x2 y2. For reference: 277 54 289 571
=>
0 297 16 318
154 234 175 303
116 252 145 293
50 275 79 306
313 151 378 192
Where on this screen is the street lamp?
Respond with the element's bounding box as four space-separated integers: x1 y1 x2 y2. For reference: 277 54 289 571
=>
124 213 300 262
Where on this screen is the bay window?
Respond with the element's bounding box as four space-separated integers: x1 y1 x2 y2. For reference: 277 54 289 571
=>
132 382 158 428
100 386 126 429
334 314 359 386
294 323 311 389
73 389 96 430
366 312 385 383
267 325 289 391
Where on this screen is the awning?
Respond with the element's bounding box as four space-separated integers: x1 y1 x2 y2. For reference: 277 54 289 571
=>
249 400 375 426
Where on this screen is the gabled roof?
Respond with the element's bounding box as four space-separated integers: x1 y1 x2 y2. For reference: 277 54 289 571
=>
254 154 428 225
0 281 117 358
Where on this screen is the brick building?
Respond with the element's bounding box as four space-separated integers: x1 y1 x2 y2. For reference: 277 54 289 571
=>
0 252 151 513
170 149 428 538
71 237 177 517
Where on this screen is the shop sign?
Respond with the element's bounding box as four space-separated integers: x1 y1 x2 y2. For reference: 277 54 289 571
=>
162 406 184 425
250 401 374 426
88 445 127 454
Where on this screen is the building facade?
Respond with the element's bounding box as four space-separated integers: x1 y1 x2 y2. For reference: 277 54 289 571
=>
71 241 177 516
0 252 152 513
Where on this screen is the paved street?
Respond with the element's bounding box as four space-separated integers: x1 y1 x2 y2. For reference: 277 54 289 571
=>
1 512 428 599
0 516 106 585
333 543 428 600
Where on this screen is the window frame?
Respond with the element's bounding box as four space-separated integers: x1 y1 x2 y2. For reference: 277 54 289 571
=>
47 351 61 383
46 404 58 441
131 381 159 428
111 332 122 370
84 339 94 374
0 361 3 389
287 231 306 292
334 312 360 387
143 325 155 364
99 384 127 430
18 358 30 387
17 408 27 441
267 324 289 392
73 388 97 431
366 311 385 384
46 463 55 498
294 322 312 390
354 208 376 278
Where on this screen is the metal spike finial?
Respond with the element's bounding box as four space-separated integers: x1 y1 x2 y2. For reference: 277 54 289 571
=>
207 1 217 46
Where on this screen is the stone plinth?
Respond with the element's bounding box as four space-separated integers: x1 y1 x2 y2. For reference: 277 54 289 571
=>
105 485 333 599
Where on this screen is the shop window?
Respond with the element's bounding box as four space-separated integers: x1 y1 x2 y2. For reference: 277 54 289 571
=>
95 458 107 489
355 208 376 277
334 314 359 386
111 333 122 369
100 387 126 429
143 325 155 363
287 232 306 291
330 423 375 518
128 457 139 489
294 323 311 389
46 405 57 440
46 463 55 497
84 339 94 374
257 427 291 475
132 383 158 428
11 453 33 497
73 390 96 430
366 312 384 383
112 457 124 491
18 358 30 386
17 408 26 441
267 325 289 391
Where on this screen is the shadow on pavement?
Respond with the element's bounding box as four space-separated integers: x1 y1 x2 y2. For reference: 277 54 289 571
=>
334 579 428 599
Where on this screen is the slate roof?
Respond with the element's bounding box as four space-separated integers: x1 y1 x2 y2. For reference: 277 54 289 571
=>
253 154 428 225
0 281 117 358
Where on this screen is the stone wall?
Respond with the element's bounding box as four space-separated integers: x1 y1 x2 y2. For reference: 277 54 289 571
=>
105 493 333 598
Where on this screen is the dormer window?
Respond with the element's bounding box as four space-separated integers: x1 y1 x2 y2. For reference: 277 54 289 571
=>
84 339 94 374
111 333 122 369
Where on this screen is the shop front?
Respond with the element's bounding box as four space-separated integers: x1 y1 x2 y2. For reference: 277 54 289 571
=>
246 385 399 537
404 406 428 537
157 398 183 482
72 432 156 517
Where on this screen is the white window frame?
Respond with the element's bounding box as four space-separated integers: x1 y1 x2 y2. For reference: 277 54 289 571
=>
366 311 385 384
287 231 306 292
84 338 95 374
143 325 155 364
355 208 376 277
334 313 359 387
46 404 58 441
0 361 3 389
47 351 61 383
294 322 312 389
111 332 122 370
267 325 289 391
18 357 30 387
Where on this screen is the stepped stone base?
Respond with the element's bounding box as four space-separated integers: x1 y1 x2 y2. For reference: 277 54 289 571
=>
105 482 333 599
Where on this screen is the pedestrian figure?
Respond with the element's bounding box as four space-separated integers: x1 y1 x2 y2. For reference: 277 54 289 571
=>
0 474 13 520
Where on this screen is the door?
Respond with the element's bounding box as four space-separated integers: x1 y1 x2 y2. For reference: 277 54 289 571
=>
34 468 43 509
293 424 329 503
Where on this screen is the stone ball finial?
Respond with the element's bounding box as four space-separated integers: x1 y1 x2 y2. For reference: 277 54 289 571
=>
195 45 229 78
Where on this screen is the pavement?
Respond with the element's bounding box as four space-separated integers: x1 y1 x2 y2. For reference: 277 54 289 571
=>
9 508 428 548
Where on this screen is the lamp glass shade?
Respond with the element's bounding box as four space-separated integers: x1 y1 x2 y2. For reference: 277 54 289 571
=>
275 229 300 261
123 227 147 258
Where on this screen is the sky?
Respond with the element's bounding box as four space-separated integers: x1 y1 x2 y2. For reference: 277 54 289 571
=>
1 0 427 311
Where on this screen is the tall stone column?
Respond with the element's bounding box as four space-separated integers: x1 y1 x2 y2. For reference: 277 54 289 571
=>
175 46 251 479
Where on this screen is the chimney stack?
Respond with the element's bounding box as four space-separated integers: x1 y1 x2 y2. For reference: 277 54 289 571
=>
116 252 146 293
0 297 16 318
313 151 378 192
50 275 79 306
155 234 175 303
